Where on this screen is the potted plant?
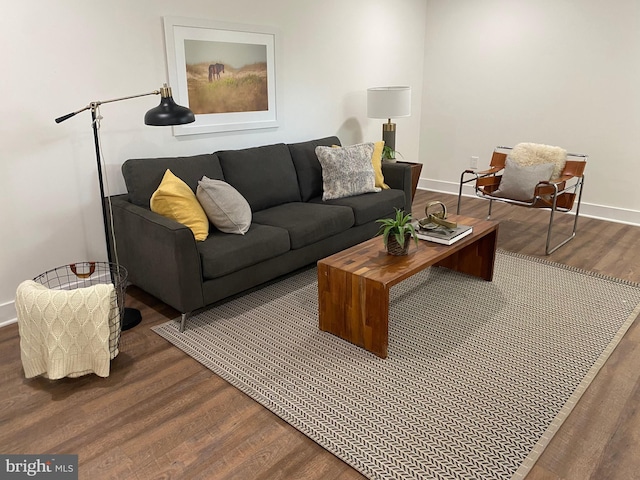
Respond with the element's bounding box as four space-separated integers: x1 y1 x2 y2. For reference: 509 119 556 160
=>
381 146 404 162
375 208 419 255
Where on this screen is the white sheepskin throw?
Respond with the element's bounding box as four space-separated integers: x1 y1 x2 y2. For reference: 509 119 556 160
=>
16 280 115 379
508 143 567 180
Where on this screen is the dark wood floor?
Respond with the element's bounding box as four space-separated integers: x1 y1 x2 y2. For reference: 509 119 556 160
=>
1 190 639 480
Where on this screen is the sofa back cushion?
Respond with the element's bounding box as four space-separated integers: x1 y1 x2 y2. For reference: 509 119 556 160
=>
122 154 224 208
216 143 301 212
288 136 341 201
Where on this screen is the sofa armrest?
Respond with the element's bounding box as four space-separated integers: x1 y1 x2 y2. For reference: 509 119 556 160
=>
109 194 204 313
381 162 413 211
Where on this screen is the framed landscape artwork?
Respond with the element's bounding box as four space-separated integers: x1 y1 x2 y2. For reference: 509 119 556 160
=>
163 17 279 136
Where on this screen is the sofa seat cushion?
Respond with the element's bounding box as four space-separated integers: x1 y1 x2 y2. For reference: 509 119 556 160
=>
309 189 405 226
197 223 290 280
252 202 354 250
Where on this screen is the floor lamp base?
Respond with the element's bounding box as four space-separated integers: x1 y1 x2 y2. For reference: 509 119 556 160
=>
122 307 142 331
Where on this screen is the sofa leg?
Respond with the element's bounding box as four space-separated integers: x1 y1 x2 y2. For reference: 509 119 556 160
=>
179 312 191 333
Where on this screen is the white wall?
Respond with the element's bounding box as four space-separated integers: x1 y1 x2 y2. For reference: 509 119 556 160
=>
420 0 640 225
0 0 426 323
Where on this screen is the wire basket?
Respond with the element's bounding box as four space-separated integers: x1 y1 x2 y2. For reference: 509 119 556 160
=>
33 262 128 359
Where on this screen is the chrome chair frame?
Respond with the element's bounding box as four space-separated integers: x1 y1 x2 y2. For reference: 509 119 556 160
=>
457 146 587 255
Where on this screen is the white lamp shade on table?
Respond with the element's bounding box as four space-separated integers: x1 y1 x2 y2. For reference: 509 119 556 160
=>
367 86 411 153
367 86 411 119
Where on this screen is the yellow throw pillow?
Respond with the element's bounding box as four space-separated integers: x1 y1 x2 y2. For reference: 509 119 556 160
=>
372 141 390 189
150 169 209 241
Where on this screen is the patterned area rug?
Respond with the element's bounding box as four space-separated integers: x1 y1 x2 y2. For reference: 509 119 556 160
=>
152 250 640 480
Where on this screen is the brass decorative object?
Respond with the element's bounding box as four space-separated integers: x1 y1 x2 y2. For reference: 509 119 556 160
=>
418 201 458 230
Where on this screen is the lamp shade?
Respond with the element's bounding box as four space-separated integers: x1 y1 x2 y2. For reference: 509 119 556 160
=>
144 85 195 126
367 86 411 119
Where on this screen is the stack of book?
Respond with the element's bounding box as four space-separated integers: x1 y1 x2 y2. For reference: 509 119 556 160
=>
414 222 473 245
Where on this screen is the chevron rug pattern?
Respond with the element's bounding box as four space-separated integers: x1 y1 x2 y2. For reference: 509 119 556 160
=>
152 250 640 479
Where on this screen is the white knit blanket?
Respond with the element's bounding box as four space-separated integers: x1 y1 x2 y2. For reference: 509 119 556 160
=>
509 143 567 180
16 280 115 379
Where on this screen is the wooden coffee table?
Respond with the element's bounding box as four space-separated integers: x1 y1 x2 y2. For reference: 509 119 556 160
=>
317 215 498 358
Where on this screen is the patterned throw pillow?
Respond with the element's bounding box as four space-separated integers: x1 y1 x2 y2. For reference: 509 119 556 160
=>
315 143 382 200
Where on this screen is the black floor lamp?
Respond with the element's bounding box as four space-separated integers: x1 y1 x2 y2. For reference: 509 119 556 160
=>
55 84 195 330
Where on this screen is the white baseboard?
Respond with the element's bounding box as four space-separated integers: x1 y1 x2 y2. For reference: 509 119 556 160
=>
0 301 17 328
419 178 640 226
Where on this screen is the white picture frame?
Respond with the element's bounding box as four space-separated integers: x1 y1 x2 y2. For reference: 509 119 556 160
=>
163 16 279 136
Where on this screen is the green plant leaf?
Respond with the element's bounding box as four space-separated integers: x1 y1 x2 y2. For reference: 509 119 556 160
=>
375 208 419 247
381 145 404 160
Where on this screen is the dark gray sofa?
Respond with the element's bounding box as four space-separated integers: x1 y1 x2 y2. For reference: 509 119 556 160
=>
109 136 412 331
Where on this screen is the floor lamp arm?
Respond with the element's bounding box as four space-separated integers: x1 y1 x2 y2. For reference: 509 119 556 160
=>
55 90 160 124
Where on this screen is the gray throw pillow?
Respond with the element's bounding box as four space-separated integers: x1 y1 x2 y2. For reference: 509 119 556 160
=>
196 177 252 234
493 158 555 201
315 143 381 201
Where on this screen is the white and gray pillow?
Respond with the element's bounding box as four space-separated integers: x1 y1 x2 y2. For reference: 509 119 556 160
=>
315 143 381 201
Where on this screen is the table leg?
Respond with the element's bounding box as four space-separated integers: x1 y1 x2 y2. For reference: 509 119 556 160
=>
434 228 498 281
318 264 390 358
